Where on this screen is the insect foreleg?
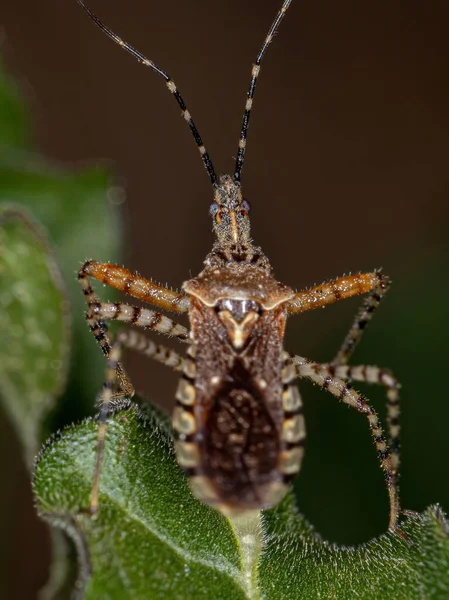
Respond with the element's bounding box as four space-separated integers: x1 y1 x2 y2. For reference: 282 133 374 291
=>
287 271 389 317
80 260 189 313
332 274 391 364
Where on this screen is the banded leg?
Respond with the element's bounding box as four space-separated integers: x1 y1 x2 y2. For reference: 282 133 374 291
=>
91 302 189 340
320 363 401 477
279 360 307 484
116 329 185 372
90 340 121 514
285 354 400 531
89 331 186 513
79 262 134 395
325 275 402 494
79 261 189 393
333 272 390 364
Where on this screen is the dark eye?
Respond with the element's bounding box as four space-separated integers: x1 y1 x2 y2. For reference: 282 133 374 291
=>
242 199 251 213
209 203 219 216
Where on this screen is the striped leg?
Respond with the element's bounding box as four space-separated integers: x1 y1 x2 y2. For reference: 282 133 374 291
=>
79 264 134 395
333 273 390 364
279 359 307 485
325 275 402 500
286 354 400 531
116 329 185 372
79 261 189 394
321 364 401 478
89 332 186 514
91 302 189 340
89 340 121 514
84 301 188 394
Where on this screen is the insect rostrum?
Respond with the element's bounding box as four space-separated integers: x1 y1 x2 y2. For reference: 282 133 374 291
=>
78 0 402 532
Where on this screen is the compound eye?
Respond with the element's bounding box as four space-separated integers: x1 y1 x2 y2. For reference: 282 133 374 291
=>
209 203 219 217
242 199 251 213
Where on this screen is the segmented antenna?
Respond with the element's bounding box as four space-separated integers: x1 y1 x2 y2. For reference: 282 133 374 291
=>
77 0 218 186
234 0 293 182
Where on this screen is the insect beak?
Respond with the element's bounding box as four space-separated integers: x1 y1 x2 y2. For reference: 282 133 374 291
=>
229 211 239 243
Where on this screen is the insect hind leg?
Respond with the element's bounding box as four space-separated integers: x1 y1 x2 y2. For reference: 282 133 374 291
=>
89 340 122 515
286 353 400 532
323 363 401 483
328 274 402 512
88 329 187 515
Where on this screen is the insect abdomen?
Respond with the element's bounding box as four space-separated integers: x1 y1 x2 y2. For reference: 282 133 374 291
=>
173 354 307 514
203 383 282 510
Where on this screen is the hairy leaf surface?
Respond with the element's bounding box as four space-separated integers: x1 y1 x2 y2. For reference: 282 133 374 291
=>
34 400 449 599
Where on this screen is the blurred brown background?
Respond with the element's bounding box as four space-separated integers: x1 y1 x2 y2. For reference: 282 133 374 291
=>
2 0 449 598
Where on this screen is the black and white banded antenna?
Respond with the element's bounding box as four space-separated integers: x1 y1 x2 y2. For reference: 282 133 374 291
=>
234 0 293 183
77 0 218 186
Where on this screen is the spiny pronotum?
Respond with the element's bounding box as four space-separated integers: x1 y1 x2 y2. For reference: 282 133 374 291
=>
77 0 403 534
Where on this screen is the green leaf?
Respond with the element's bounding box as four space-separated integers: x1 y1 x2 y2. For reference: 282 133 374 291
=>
0 158 122 406
0 207 69 463
260 498 449 599
34 400 248 600
0 50 122 600
34 400 449 599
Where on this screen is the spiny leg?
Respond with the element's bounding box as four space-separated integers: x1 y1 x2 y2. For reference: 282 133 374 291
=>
322 273 401 494
79 262 134 395
287 271 389 315
286 272 401 489
80 260 189 313
89 331 186 514
322 363 401 478
79 263 189 394
304 360 401 511
332 271 390 364
285 354 400 531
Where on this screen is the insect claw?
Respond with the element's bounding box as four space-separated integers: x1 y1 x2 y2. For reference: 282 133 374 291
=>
400 509 420 519
389 525 412 546
88 504 99 519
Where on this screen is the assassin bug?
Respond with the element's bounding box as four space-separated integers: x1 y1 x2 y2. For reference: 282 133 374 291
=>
78 0 402 531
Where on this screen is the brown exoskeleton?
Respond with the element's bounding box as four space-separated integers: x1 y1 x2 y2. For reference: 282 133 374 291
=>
78 0 402 531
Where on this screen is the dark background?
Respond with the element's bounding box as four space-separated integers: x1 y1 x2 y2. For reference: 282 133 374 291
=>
2 0 449 598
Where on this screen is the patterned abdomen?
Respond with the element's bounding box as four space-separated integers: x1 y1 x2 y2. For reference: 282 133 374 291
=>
202 381 281 510
173 352 304 514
